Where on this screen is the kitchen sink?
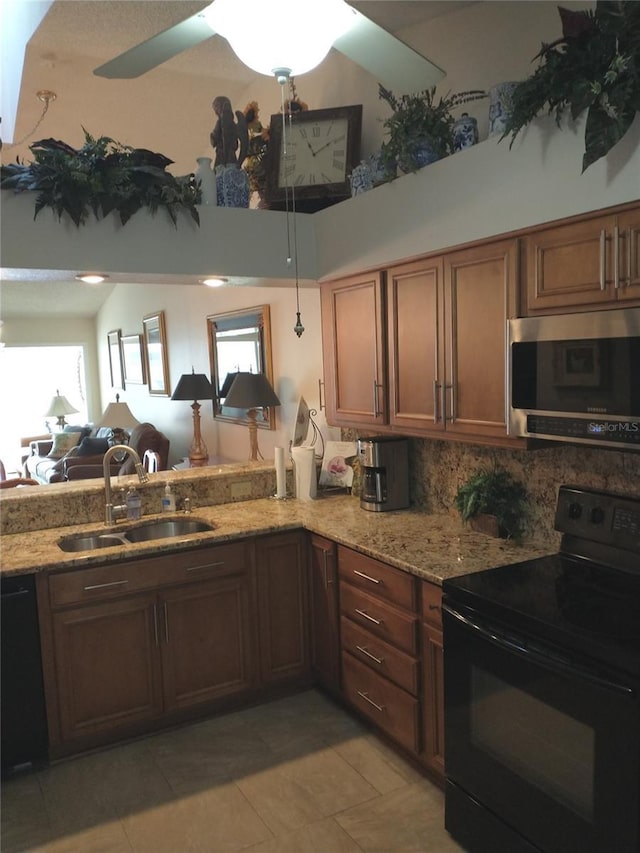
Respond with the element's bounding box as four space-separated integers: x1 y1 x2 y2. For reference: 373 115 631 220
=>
124 518 214 542
58 518 214 552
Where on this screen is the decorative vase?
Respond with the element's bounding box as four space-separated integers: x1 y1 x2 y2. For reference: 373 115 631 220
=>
453 113 479 151
400 139 440 173
215 164 250 208
488 81 519 137
350 162 374 196
195 157 216 205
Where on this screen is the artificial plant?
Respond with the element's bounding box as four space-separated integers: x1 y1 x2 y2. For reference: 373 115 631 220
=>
0 130 200 227
454 467 528 540
503 1 640 171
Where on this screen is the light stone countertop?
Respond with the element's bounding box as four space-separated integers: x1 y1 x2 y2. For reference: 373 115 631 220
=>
0 494 554 585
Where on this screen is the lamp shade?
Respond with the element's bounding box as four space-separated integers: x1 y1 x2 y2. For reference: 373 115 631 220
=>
219 371 239 399
171 371 214 402
97 394 140 429
44 390 79 419
203 0 355 78
223 372 281 410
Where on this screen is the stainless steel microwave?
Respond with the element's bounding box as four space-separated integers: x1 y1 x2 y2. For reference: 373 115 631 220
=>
508 307 640 450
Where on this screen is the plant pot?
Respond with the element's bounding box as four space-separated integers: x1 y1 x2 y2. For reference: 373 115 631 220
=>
469 513 501 538
400 139 441 173
488 81 519 137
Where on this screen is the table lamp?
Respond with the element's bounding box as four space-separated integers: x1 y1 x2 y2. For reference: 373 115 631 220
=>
171 370 214 466
223 372 280 461
97 394 140 445
44 390 79 429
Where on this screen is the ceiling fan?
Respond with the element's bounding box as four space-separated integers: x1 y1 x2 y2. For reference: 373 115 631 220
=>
93 0 445 93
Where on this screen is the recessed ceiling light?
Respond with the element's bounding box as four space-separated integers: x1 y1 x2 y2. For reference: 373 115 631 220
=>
76 273 109 284
201 277 227 288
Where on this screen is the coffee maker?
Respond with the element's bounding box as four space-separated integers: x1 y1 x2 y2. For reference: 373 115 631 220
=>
357 436 410 512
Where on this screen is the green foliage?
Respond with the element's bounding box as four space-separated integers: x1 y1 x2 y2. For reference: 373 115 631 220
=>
0 130 200 227
503 1 640 171
454 468 528 540
378 84 486 176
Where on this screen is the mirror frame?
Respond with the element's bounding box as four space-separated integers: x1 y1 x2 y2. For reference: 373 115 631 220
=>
207 305 276 429
143 311 170 397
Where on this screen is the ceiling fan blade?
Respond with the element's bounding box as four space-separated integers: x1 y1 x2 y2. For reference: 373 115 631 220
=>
94 11 214 79
333 6 445 93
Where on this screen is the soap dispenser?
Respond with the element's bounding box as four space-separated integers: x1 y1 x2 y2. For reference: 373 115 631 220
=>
161 483 176 513
126 487 142 520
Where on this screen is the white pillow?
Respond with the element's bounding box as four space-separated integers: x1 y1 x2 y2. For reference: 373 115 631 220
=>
47 431 81 459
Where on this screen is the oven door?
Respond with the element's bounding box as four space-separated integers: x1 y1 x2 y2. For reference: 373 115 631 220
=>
443 603 639 853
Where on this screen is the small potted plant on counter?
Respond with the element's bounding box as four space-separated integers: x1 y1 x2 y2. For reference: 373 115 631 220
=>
454 467 528 540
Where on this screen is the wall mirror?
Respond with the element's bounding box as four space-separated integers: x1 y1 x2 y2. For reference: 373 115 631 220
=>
207 305 275 429
143 311 170 396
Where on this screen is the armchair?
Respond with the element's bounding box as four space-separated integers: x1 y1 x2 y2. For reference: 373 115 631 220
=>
63 423 170 481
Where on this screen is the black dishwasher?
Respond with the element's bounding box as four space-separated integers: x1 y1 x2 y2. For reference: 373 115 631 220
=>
1 574 48 776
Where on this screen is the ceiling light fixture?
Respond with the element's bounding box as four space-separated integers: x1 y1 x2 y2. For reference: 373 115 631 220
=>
5 90 57 150
203 0 355 80
201 277 227 288
75 273 109 284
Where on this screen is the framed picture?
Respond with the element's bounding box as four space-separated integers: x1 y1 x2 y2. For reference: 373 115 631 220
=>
107 329 124 389
553 341 602 387
143 311 170 396
121 334 146 385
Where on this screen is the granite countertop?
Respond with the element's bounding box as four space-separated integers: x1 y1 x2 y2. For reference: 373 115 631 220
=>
0 494 553 585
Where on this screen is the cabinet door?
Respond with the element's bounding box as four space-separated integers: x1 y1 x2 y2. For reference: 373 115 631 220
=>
256 532 310 685
309 534 340 694
387 257 445 433
525 215 615 311
617 208 640 301
421 622 445 782
51 592 162 746
445 238 518 440
160 574 256 711
321 272 387 426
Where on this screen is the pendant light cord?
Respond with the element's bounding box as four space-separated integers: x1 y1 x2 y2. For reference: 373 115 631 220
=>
5 90 57 150
279 77 304 337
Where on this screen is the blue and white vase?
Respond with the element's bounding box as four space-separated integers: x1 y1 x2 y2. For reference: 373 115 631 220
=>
488 81 519 137
350 162 374 196
195 157 216 205
400 139 440 173
453 113 479 152
215 164 250 208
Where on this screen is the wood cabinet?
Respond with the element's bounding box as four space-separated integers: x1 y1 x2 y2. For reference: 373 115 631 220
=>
420 581 445 783
309 534 340 694
321 271 387 427
40 537 312 756
255 531 310 686
338 545 421 755
321 238 519 445
524 205 640 313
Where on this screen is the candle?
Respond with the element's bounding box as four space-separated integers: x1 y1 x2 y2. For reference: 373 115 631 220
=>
275 446 286 498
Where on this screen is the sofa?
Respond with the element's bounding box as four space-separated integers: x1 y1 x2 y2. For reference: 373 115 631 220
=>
25 423 170 484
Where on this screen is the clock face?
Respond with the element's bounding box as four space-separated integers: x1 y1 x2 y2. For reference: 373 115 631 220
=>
278 117 349 189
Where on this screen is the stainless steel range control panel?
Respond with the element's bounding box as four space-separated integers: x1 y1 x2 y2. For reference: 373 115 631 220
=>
555 485 640 552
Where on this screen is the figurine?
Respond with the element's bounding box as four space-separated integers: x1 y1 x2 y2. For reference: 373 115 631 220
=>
210 95 249 168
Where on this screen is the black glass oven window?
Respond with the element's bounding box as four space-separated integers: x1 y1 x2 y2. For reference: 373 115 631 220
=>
471 667 595 821
512 338 640 415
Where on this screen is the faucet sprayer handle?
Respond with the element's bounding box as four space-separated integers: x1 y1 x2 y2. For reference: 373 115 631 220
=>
135 462 150 484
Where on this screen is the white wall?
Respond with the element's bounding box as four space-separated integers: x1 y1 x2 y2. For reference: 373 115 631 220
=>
96 282 337 464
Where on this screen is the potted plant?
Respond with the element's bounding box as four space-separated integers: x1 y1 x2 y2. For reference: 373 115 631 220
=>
454 467 528 540
378 84 486 177
0 130 200 227
502 1 640 171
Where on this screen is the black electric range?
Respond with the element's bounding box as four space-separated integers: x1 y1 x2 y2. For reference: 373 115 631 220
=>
442 485 640 853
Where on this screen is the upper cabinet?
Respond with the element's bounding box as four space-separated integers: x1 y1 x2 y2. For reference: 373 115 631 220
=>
523 204 640 313
320 237 520 446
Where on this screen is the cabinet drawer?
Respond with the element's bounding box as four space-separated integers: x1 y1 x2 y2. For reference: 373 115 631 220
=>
340 582 418 655
421 581 442 629
154 541 252 586
342 651 420 754
338 546 417 612
49 558 162 608
341 615 419 696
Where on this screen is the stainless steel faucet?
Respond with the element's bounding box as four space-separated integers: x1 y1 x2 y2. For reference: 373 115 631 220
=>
103 445 149 525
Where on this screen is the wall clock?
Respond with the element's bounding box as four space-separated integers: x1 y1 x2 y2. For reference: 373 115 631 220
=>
266 105 362 212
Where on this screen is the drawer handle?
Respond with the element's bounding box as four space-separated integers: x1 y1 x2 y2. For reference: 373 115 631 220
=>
357 690 385 713
353 569 382 585
83 580 129 591
356 645 385 665
153 604 159 648
355 608 382 626
186 561 225 572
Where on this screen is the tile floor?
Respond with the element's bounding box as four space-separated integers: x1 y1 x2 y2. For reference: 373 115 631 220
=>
1 689 466 853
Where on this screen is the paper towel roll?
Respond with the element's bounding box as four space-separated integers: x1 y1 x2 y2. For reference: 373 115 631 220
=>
291 446 317 501
274 446 286 498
